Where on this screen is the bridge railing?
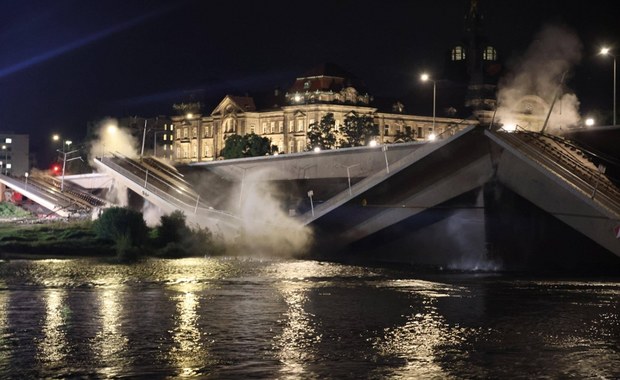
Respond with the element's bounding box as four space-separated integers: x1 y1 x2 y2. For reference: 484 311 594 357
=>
492 129 620 212
99 155 238 222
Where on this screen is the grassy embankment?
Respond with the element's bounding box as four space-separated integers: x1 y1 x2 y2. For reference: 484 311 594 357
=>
0 203 113 258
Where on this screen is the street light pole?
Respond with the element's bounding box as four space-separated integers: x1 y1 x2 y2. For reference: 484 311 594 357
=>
600 47 617 126
420 73 436 132
57 140 82 192
1 145 7 175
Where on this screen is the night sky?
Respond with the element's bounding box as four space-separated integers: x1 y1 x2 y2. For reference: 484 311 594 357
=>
0 0 618 165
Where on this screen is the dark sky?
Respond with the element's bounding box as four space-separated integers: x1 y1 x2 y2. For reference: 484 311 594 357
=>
0 0 618 165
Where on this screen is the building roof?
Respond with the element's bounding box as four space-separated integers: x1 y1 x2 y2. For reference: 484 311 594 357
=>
288 63 367 94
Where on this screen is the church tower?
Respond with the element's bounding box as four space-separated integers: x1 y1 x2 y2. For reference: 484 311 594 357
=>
444 0 503 119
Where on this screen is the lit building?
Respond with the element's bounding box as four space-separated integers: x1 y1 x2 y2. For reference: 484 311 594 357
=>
171 64 477 163
0 133 29 176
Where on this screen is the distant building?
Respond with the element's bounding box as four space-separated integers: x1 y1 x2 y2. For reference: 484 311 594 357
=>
171 64 477 163
0 133 29 176
116 116 172 159
442 0 503 123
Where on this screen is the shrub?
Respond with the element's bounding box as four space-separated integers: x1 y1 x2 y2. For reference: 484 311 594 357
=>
94 207 148 257
154 211 222 257
156 210 189 246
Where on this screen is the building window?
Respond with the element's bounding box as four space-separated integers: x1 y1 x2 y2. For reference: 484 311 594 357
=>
384 125 389 136
192 127 197 138
297 119 304 132
192 143 197 158
183 128 188 138
288 120 294 132
417 126 423 138
278 121 283 133
452 45 465 61
483 46 497 61
262 122 267 134
250 125 255 133
270 121 275 133
296 139 304 152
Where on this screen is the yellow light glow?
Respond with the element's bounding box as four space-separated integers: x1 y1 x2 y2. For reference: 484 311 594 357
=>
420 73 430 82
313 147 321 152
369 140 378 147
600 47 611 55
52 134 60 141
502 124 517 132
428 133 436 141
585 118 595 126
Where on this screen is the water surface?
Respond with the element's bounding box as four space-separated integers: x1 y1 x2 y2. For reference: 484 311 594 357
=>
0 257 618 378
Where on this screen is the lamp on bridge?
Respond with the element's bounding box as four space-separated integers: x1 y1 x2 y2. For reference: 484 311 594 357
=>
600 47 616 126
420 73 437 137
53 135 83 192
1 144 8 175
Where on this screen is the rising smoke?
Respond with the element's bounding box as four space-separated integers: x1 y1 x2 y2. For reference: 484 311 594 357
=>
231 168 313 257
87 118 311 255
496 24 583 133
87 117 139 163
88 118 165 224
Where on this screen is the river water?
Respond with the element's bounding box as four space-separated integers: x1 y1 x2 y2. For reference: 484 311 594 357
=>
0 257 618 379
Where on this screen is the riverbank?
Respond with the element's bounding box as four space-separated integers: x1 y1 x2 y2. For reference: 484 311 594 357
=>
0 219 115 259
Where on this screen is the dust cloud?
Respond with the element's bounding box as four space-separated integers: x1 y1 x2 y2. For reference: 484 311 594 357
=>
229 168 313 257
496 24 583 133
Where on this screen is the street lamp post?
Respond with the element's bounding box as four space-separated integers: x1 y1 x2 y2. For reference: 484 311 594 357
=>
420 73 436 133
600 47 617 126
336 163 360 196
56 139 82 192
1 145 7 175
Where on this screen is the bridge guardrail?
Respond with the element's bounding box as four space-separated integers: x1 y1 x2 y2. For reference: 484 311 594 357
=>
99 155 238 222
491 129 620 213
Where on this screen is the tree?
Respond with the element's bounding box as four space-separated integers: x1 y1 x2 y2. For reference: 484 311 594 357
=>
220 133 272 159
154 210 221 258
340 113 379 147
307 113 338 150
93 207 148 260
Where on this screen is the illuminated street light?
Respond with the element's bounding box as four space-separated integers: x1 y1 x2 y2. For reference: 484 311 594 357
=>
420 73 436 133
1 145 7 175
600 47 616 125
54 136 82 192
313 147 321 153
24 172 29 189
585 118 595 127
368 140 378 147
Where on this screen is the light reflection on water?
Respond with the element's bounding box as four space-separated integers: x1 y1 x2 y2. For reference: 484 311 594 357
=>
38 289 69 370
94 286 130 377
0 258 618 378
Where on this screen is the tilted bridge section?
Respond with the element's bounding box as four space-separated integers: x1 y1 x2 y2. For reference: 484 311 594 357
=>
93 155 241 239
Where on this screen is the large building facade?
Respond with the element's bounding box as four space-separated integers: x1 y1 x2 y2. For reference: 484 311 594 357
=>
171 65 478 163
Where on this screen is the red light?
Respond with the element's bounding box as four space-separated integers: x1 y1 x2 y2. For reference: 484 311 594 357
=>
52 164 61 174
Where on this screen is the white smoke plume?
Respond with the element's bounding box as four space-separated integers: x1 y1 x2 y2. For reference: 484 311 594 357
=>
231 168 313 257
88 117 140 164
496 24 583 133
87 117 141 209
142 199 164 227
